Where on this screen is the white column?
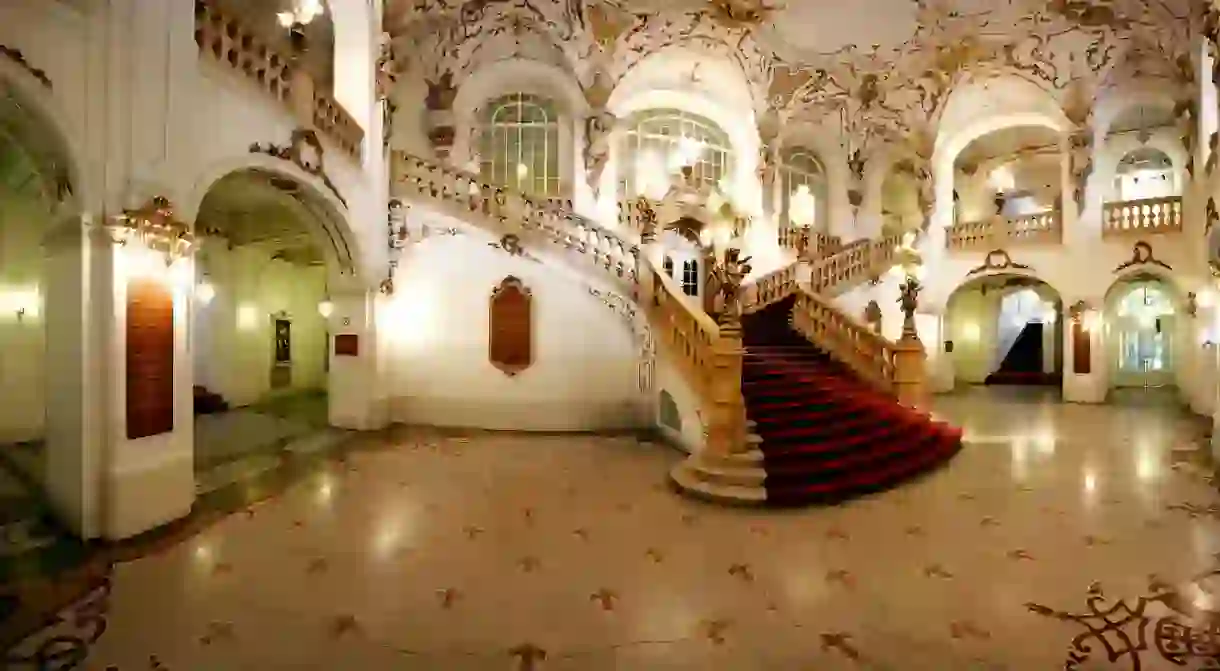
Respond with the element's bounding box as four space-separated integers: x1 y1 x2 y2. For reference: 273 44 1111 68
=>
42 218 103 538
1062 300 1107 403
327 285 390 430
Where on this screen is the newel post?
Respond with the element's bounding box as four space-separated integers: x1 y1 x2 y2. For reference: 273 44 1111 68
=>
635 198 659 307
894 275 927 407
706 249 751 456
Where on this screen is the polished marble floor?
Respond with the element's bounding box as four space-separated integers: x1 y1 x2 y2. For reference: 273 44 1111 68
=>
8 387 1220 669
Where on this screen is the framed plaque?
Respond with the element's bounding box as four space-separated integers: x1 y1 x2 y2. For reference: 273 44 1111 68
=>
1071 321 1091 375
489 276 533 376
126 278 175 440
334 333 359 356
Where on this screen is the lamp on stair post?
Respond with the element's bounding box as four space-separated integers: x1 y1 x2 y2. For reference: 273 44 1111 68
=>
891 232 928 407
707 248 751 457
278 0 324 126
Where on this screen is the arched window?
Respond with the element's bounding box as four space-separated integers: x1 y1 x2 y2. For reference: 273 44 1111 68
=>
477 93 561 197
663 256 674 278
681 259 699 297
780 149 825 229
1114 148 1175 202
621 109 732 197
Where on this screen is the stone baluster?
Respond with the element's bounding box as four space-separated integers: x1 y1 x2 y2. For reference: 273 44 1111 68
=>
893 275 927 407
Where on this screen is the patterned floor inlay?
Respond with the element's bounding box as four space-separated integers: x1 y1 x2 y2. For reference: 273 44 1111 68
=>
4 387 1220 669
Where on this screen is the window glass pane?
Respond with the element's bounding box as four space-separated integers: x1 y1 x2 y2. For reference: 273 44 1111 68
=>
479 93 560 197
621 109 733 197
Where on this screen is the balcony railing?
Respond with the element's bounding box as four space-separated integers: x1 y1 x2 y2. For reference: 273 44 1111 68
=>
1102 196 1182 239
945 210 1061 251
194 0 364 158
778 227 844 260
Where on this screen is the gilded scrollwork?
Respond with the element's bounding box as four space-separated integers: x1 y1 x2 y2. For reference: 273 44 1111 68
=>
389 0 1194 181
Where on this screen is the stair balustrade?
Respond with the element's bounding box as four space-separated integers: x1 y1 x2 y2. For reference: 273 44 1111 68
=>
194 0 364 157
945 210 1061 252
1102 196 1183 238
792 288 897 394
777 228 844 259
394 153 642 294
391 152 748 456
808 233 905 294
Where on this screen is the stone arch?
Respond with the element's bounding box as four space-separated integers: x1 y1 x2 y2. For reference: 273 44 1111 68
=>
0 65 89 211
184 155 367 283
454 58 586 124
451 58 584 187
1106 265 1188 311
943 270 1065 385
608 44 760 203
1093 85 1177 140
935 72 1070 167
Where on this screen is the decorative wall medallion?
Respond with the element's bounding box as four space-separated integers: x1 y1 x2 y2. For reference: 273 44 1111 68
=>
0 45 52 89
1113 241 1172 273
249 129 347 208
966 249 1031 276
489 233 534 261
489 276 533 377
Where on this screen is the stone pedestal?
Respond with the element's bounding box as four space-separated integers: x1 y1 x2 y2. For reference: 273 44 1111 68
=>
893 335 927 407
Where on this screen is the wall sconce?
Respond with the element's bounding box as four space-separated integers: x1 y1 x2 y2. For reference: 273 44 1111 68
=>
197 281 216 305
515 162 529 180
317 299 334 318
2 287 42 322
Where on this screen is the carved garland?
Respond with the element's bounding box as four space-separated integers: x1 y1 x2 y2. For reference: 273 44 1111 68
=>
249 128 347 208
966 249 1032 276
1112 240 1172 274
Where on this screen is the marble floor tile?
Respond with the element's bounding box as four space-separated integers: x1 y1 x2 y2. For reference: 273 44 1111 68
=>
8 386 1220 670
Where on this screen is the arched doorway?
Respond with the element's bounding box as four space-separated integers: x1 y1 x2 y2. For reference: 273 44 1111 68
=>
944 274 1064 387
1104 274 1180 389
0 76 82 541
190 168 355 492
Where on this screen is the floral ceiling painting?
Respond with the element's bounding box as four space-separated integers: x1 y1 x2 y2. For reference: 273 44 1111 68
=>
386 0 1200 162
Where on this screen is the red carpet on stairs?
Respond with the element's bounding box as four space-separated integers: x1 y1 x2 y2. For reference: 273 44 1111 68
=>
742 296 963 506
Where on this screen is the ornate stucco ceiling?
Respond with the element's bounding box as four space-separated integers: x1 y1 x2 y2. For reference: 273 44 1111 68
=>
386 0 1198 160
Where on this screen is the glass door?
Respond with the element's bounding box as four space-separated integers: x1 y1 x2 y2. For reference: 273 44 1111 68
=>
1111 285 1175 388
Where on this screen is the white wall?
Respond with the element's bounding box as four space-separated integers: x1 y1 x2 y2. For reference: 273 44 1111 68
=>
193 244 328 407
0 193 49 443
381 234 645 431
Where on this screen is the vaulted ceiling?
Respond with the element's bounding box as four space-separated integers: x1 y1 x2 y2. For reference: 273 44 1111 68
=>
196 171 332 267
386 0 1197 158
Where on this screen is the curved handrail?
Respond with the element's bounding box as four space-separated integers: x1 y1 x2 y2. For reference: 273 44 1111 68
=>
394 153 642 291
392 151 736 445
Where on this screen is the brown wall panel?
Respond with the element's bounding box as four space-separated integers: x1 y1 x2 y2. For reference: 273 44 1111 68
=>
1071 321 1091 375
489 276 533 376
126 278 175 440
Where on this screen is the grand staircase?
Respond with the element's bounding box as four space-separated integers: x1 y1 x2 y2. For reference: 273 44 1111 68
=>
738 296 962 505
393 152 963 506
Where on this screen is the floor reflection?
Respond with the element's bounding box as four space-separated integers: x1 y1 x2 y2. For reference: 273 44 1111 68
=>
3 387 1218 670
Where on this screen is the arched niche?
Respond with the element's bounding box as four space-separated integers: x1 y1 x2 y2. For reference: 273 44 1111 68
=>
184 155 366 285
451 58 584 189
488 276 534 376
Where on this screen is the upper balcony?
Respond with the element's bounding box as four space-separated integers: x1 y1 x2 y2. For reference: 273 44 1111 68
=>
193 0 364 160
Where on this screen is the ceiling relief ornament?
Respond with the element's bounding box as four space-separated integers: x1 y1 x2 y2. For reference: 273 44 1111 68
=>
389 0 1194 166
